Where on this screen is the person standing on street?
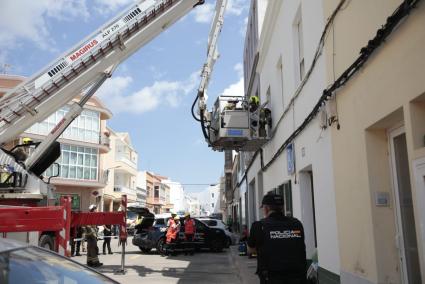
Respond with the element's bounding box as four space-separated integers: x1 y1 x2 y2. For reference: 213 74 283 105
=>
102 224 113 255
167 212 177 228
134 208 155 234
70 226 83 257
184 212 196 255
248 193 307 284
165 216 181 255
86 204 103 268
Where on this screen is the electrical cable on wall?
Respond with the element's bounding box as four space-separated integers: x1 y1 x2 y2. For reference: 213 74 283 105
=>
238 0 421 183
269 0 348 139
261 0 421 172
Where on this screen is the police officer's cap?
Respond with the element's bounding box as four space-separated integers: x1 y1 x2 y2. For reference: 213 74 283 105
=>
261 193 284 207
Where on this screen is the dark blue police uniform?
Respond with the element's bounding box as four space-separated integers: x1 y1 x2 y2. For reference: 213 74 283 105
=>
248 194 307 284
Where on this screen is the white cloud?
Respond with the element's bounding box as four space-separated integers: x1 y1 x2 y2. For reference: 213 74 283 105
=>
192 0 249 24
96 72 199 114
193 3 215 23
93 0 135 15
0 0 89 61
149 66 167 80
234 63 243 78
227 0 249 16
240 16 248 36
222 77 244 97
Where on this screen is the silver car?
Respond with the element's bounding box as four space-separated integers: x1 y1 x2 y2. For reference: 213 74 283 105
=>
0 238 118 284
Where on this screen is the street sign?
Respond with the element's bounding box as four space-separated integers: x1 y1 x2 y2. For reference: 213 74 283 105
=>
287 143 295 175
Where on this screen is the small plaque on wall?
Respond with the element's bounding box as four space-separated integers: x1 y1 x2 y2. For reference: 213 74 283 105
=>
375 192 390 207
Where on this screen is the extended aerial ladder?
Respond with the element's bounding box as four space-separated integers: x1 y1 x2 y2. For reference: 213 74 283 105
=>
0 0 209 202
0 0 269 209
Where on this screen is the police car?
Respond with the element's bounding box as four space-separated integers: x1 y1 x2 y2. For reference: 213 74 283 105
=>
132 216 228 254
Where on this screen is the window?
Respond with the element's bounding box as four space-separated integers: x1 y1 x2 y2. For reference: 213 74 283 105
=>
205 220 217 226
211 193 214 198
45 144 98 181
274 181 293 217
54 194 80 211
266 86 271 106
211 203 214 208
294 8 305 82
26 106 100 144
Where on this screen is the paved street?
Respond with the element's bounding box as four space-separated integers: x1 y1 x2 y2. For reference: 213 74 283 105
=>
73 237 243 284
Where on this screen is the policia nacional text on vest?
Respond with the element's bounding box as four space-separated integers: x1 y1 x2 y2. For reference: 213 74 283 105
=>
248 193 307 284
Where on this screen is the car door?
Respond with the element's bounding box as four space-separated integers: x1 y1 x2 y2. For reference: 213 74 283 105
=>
194 219 208 246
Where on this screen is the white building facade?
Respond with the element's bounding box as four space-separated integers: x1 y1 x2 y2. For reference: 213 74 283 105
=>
163 180 185 214
238 0 340 281
197 185 220 216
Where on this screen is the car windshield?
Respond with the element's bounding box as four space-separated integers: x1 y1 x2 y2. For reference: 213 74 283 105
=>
155 218 166 226
202 220 218 227
0 247 116 284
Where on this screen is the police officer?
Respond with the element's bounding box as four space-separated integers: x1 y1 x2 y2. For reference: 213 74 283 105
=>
248 193 307 284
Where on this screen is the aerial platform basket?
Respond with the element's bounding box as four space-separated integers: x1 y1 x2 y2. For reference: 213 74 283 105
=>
208 96 270 152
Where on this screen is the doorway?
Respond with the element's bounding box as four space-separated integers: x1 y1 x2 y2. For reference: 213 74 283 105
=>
248 179 257 225
389 127 422 283
299 170 317 258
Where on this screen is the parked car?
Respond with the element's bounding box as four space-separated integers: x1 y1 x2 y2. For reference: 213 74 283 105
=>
126 204 150 235
198 217 236 246
132 216 227 254
0 238 118 283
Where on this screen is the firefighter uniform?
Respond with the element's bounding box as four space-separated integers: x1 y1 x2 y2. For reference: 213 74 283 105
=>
184 213 196 255
248 194 307 284
86 204 102 267
86 225 102 267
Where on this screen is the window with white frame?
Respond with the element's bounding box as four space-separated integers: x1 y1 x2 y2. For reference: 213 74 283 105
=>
294 10 305 82
45 144 98 181
26 106 100 144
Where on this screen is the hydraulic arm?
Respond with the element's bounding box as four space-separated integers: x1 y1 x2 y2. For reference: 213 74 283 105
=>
0 0 204 145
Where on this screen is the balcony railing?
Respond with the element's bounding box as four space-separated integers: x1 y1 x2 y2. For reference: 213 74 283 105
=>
146 197 165 205
113 185 137 196
116 154 137 168
100 135 110 147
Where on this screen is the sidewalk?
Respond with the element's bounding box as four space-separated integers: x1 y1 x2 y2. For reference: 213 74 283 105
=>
229 245 258 284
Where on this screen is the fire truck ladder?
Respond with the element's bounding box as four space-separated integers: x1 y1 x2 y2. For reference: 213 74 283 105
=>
0 195 128 272
0 0 204 145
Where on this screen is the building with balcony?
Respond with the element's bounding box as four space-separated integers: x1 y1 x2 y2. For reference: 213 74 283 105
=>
0 74 113 212
103 128 138 211
139 171 174 214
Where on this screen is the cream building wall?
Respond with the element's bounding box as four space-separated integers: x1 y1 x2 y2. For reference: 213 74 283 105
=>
103 128 138 211
322 0 425 283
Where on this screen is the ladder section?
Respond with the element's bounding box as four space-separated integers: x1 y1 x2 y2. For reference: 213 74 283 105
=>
0 0 202 144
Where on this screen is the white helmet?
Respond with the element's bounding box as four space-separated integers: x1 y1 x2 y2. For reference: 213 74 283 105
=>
89 204 97 211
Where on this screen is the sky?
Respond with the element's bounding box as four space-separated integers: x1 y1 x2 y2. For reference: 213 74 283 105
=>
0 0 249 193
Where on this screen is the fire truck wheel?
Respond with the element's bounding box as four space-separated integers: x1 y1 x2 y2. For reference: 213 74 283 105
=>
39 234 54 251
